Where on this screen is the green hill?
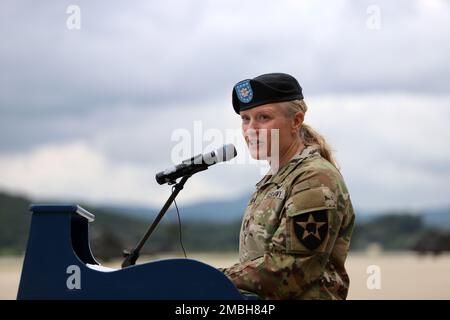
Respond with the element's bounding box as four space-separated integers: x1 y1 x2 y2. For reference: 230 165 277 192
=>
1 191 450 260
0 192 32 255
0 191 240 261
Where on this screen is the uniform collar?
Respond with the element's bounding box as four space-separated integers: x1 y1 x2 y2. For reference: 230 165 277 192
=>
255 144 320 187
289 144 320 163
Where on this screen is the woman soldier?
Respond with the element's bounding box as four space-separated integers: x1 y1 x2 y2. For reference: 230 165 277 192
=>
220 73 355 300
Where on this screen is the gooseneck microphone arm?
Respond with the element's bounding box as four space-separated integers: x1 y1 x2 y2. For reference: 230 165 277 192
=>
121 175 191 268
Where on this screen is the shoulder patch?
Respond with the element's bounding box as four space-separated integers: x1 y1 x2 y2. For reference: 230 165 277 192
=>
293 210 328 251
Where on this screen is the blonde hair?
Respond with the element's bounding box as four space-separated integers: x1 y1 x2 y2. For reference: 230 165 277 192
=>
280 99 339 170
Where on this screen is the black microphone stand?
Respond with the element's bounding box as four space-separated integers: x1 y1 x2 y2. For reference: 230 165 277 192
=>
121 174 192 268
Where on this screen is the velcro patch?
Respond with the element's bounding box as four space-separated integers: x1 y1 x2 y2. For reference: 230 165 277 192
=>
287 187 336 216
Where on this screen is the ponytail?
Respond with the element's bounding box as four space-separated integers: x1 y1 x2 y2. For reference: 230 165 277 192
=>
281 100 339 170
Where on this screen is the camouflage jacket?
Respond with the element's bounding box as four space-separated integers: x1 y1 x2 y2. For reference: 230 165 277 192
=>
222 145 355 299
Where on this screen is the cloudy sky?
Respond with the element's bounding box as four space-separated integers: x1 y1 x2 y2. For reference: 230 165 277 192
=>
1 0 449 213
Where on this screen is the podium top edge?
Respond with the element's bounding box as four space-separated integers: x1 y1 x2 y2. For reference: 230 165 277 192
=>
29 204 95 222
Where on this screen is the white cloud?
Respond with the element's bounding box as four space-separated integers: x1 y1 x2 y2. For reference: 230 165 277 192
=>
0 139 261 207
0 142 157 206
306 93 450 210
1 0 450 114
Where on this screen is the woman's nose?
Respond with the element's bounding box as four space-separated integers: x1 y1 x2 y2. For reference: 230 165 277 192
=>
243 125 259 140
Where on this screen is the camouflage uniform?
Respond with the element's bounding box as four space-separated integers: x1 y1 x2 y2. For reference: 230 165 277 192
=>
222 145 355 299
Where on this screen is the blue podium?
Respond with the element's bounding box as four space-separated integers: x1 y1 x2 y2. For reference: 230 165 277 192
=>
17 205 244 300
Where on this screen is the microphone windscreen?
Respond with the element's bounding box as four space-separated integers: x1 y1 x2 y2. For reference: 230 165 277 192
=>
214 144 237 163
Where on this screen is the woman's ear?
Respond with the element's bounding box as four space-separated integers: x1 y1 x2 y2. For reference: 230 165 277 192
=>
292 111 304 133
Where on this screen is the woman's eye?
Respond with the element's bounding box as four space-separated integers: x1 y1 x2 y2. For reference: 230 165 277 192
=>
258 114 269 121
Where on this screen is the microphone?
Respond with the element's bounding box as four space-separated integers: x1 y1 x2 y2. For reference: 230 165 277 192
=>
155 144 237 185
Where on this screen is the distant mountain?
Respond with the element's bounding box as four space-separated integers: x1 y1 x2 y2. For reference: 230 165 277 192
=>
2 189 450 258
173 195 251 222
0 191 242 259
0 191 32 254
103 194 251 223
351 208 450 230
32 194 245 223
105 199 450 230
0 191 153 258
423 207 450 229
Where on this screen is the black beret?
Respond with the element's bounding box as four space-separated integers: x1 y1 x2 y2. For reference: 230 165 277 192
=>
232 73 303 114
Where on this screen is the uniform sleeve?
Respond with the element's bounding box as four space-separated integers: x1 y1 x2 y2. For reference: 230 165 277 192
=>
222 170 346 299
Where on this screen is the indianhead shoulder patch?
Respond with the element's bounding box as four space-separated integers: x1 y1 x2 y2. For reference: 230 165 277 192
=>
293 210 328 251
